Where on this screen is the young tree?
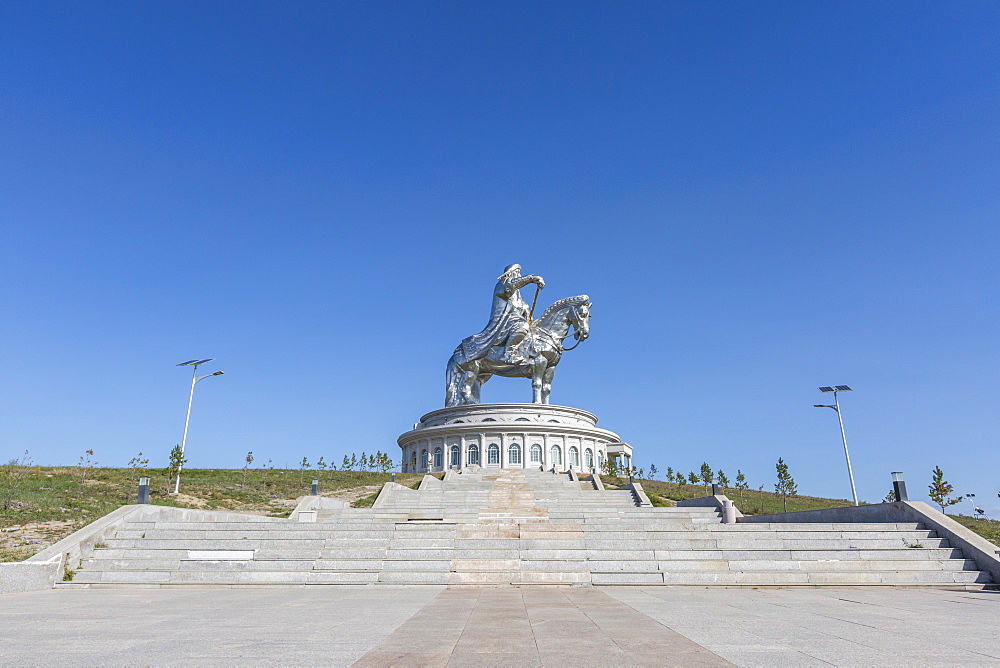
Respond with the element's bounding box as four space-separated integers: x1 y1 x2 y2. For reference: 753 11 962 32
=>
168 445 186 492
717 470 730 489
601 458 618 477
883 489 897 503
242 451 254 488
687 471 699 486
123 452 149 502
350 453 358 472
360 452 368 472
317 456 326 480
2 450 34 511
299 457 310 484
342 455 351 472
699 462 713 493
77 449 98 498
927 466 963 514
774 457 797 512
260 458 274 490
649 464 658 480
676 471 686 486
735 470 749 503
637 467 645 480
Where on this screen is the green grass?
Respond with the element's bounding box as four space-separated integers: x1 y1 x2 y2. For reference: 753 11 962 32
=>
949 515 1000 547
610 475 856 515
1 465 421 560
351 487 383 508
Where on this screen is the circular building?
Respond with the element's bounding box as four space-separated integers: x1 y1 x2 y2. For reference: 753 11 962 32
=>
398 403 632 474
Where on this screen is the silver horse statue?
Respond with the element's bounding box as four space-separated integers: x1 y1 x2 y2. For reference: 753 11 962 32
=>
445 294 591 406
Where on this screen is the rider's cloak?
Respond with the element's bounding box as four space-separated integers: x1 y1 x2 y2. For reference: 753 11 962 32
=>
454 274 532 365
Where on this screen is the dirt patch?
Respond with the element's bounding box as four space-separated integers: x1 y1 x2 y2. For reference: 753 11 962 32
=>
0 519 79 561
172 493 209 508
325 485 382 503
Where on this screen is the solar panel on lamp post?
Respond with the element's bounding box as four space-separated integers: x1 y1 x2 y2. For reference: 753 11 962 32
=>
814 385 859 506
173 359 224 494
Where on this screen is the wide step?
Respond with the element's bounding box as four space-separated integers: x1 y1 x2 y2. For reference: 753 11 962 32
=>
62 468 991 589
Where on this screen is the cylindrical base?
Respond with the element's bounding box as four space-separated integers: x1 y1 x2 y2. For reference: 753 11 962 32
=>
397 403 631 475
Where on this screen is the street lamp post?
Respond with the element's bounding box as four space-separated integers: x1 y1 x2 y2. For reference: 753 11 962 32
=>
174 359 224 494
814 385 859 507
965 493 977 517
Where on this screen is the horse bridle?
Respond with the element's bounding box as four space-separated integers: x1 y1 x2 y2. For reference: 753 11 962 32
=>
560 305 588 351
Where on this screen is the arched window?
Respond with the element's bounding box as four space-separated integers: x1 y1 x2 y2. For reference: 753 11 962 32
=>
488 443 500 465
454 420 464 424
515 417 529 422
547 419 559 423
585 448 593 469
420 449 428 470
483 418 497 422
434 447 442 468
550 445 562 467
508 443 522 465
597 452 604 469
530 444 542 463
450 445 460 468
467 444 480 465
411 452 417 470
570 446 579 467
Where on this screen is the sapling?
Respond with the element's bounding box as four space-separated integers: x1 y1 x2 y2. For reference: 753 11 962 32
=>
242 451 254 488
774 458 797 512
927 466 963 514
168 445 186 493
77 449 98 498
2 450 33 511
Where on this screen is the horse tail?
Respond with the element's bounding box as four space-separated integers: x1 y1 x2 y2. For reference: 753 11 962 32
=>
445 355 464 407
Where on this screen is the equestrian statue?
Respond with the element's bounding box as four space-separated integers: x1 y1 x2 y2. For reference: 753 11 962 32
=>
445 264 591 406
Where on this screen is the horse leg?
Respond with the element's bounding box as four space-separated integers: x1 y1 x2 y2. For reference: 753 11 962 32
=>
445 357 462 407
461 362 479 405
541 367 555 404
530 360 547 404
473 374 491 404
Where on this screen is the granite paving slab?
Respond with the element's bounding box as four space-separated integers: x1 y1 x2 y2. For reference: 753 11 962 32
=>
603 587 1000 667
354 587 732 667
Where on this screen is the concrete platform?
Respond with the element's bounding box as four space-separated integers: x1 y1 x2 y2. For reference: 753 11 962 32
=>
2 586 998 666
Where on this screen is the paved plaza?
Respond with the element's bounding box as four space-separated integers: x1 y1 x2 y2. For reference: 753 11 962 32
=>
2 586 998 666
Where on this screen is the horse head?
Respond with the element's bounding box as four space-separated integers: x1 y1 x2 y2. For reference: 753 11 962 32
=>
569 297 591 343
537 295 591 348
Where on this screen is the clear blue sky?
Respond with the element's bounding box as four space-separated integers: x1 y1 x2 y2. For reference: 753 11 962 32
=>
2 2 997 514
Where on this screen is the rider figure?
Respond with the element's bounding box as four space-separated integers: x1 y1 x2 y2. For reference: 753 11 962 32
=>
458 263 545 366
492 264 545 364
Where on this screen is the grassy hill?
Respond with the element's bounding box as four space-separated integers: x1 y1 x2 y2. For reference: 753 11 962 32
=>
0 465 420 561
2 465 997 562
602 474 857 515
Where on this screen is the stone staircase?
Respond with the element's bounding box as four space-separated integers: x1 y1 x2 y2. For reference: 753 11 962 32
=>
59 468 991 588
